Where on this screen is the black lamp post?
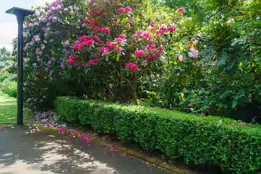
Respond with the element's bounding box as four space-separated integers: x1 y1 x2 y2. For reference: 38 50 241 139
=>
6 7 35 125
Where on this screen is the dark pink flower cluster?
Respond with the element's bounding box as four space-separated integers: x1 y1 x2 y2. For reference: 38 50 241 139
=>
168 25 177 32
118 7 132 14
100 47 110 55
93 26 111 34
84 20 111 34
147 55 159 62
126 63 138 72
178 8 185 14
135 50 145 57
156 26 167 35
66 3 186 75
134 31 151 40
73 36 96 52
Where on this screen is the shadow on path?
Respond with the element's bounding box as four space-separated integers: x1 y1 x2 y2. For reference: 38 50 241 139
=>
0 126 170 174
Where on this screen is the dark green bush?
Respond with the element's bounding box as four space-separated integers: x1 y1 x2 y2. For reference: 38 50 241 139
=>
55 96 261 174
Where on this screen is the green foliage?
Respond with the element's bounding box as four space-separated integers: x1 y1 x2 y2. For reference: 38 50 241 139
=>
0 70 11 83
0 91 16 124
55 96 261 173
154 0 261 123
162 0 196 13
1 81 17 98
0 47 14 70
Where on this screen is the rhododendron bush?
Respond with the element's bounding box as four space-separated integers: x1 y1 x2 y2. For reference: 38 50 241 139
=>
20 0 194 110
23 0 89 110
65 0 192 103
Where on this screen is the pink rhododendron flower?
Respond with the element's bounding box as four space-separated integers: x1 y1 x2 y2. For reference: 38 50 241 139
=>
78 36 91 42
70 55 77 60
119 34 127 40
150 22 156 28
93 35 100 42
84 19 90 24
147 56 158 62
168 26 177 32
113 21 119 25
94 54 100 59
178 55 184 62
143 32 150 40
89 60 95 66
93 26 102 32
137 31 143 36
118 8 125 14
126 7 132 13
178 8 185 14
79 43 85 50
126 63 139 72
90 20 96 27
116 47 123 53
107 42 117 49
96 10 103 16
116 39 124 44
135 50 145 57
68 59 75 65
100 47 110 55
77 62 83 67
158 45 164 54
103 28 111 34
86 138 91 143
146 44 156 51
85 39 95 46
157 26 167 35
95 59 101 63
85 63 89 68
90 10 95 16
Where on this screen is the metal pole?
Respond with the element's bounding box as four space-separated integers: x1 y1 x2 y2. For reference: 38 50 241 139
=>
17 15 24 125
6 7 35 125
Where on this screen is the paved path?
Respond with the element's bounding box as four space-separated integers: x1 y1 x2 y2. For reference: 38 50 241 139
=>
0 126 171 174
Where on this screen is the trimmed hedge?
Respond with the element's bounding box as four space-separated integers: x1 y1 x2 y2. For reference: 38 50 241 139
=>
55 96 261 173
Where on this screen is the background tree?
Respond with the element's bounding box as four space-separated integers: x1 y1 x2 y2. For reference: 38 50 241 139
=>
0 47 14 70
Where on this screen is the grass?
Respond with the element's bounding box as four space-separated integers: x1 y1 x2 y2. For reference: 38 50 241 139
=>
0 91 35 125
0 91 16 124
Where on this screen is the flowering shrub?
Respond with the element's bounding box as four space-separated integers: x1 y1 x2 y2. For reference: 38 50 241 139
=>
22 0 90 110
65 0 192 103
20 0 195 109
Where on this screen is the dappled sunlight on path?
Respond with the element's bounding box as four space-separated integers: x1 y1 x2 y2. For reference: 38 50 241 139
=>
0 126 170 174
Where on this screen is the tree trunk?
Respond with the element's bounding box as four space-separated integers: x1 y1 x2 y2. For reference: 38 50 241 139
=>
130 82 138 105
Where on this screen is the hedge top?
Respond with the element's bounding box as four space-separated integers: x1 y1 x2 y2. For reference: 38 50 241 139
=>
57 96 261 138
